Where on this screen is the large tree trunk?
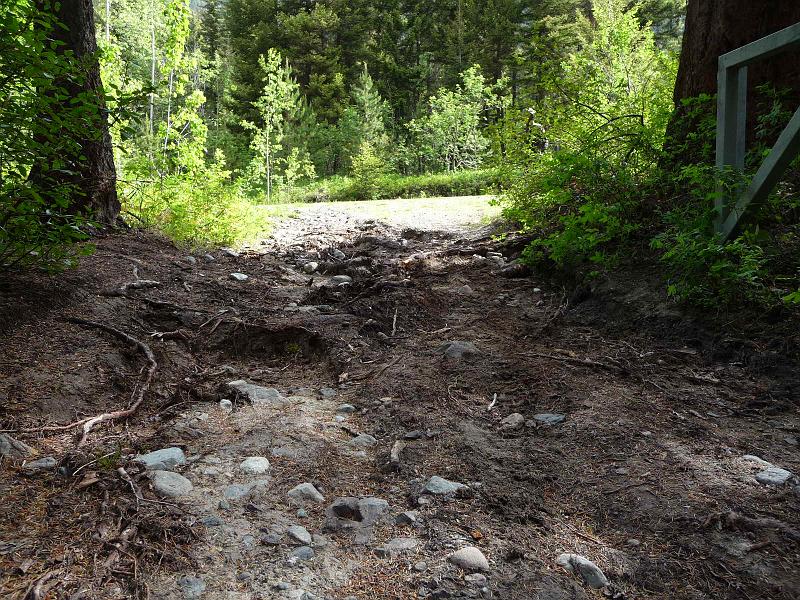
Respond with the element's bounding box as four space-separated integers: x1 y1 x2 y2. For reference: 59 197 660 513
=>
669 1 800 163
31 0 120 223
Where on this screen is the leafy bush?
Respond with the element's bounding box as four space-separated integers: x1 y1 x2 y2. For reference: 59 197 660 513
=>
126 152 268 247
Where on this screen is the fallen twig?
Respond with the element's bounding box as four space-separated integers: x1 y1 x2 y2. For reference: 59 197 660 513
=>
529 352 625 374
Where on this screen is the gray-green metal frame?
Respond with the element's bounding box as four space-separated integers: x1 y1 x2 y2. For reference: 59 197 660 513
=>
715 22 800 240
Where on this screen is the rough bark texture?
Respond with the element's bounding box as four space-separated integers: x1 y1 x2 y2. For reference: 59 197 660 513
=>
35 0 120 223
669 1 800 163
674 1 800 104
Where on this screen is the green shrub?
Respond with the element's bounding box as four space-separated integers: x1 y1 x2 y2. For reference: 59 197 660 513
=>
126 152 268 247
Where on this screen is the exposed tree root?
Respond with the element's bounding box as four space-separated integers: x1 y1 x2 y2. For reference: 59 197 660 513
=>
11 319 157 445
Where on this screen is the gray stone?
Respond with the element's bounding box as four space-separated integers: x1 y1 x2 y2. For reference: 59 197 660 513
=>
219 399 233 411
0 434 32 458
288 482 325 503
325 497 389 540
414 561 428 572
375 537 420 557
337 403 356 414
395 511 419 526
297 508 308 518
218 500 231 510
184 256 197 265
556 553 609 589
288 525 313 545
423 476 468 495
151 471 193 498
448 547 490 572
755 466 792 486
320 387 338 399
405 430 424 440
465 573 488 585
350 434 378 448
230 272 249 282
177 576 206 599
236 572 252 582
501 413 525 429
23 457 57 472
532 413 566 426
241 534 256 548
202 254 215 262
201 515 223 527
224 483 255 501
274 582 290 591
227 380 284 405
329 275 352 286
262 533 283 546
334 415 346 423
437 341 480 360
303 262 319 274
221 248 240 257
290 546 314 561
134 447 186 471
455 285 474 296
331 249 346 260
239 457 270 475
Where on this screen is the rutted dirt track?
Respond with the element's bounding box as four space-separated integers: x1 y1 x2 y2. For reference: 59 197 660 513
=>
1 199 799 600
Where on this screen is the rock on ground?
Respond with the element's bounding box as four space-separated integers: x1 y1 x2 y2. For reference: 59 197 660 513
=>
556 553 609 589
177 576 206 599
0 434 33 458
151 471 193 498
287 525 313 545
239 456 271 474
288 482 325 503
23 457 57 472
227 380 284 404
134 447 186 471
532 413 566 426
375 537 420 557
423 475 468 495
437 341 480 360
448 547 490 572
501 413 525 428
755 466 792 486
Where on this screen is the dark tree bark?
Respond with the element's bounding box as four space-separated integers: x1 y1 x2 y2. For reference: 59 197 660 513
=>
668 0 800 163
32 0 120 223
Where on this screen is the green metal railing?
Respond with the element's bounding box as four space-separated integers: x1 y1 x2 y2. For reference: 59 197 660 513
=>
715 22 800 240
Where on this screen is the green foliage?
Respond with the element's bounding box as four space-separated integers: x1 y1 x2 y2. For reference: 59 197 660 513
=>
502 0 675 272
350 142 387 201
409 66 496 172
128 151 268 247
0 1 104 273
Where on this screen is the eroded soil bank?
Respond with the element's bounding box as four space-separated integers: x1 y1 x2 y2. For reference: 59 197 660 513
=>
1 199 798 600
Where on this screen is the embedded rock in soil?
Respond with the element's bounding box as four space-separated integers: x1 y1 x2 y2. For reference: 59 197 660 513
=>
329 275 352 286
437 341 480 360
288 525 313 545
221 248 239 257
556 553 609 589
230 272 249 282
532 413 566 426
151 471 193 498
349 433 378 448
0 434 33 458
239 457 271 474
288 482 325 503
289 546 315 561
423 475 468 495
755 466 792 486
177 576 206 599
337 403 356 413
395 510 419 526
448 547 490 572
464 573 488 585
227 380 284 404
303 262 319 274
325 497 389 543
22 457 57 472
219 399 233 411
134 447 186 471
501 413 525 429
224 482 263 501
375 537 420 557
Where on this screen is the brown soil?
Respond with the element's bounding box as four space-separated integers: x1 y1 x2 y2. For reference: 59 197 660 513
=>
0 211 798 600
